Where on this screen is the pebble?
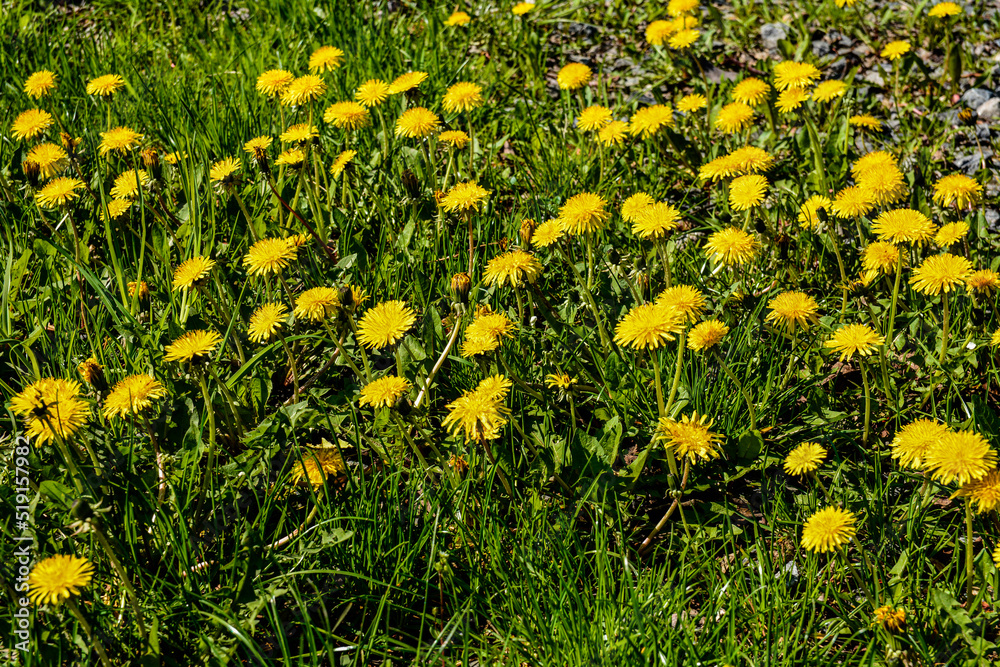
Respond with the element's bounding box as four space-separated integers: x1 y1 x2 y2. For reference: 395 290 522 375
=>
961 87 994 109
953 148 993 175
977 97 1000 120
760 22 788 49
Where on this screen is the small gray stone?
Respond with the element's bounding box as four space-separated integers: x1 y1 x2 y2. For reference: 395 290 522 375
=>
985 209 1000 232
977 125 993 140
939 109 961 125
977 97 1000 120
953 148 993 175
862 67 885 86
812 40 831 57
961 87 994 109
760 22 788 48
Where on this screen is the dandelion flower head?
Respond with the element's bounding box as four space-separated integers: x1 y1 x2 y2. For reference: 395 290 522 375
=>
801 506 856 553
103 374 167 420
164 330 222 363
557 62 592 90
824 323 884 361
86 73 125 96
359 376 411 409
248 302 289 344
765 291 820 333
558 192 610 235
655 412 724 464
614 302 685 350
704 227 758 266
443 81 484 112
28 555 94 606
923 430 997 486
687 320 729 351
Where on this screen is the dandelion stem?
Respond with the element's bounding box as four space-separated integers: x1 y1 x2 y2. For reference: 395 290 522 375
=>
92 526 147 641
66 598 112 667
277 331 300 402
965 497 975 602
938 293 950 367
840 544 877 611
414 313 462 409
652 350 665 419
860 359 872 445
638 459 691 557
885 252 904 354
665 331 686 415
141 414 167 509
560 244 613 355
324 321 366 380
713 348 756 430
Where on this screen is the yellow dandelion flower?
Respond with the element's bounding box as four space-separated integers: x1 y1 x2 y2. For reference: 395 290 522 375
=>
557 62 592 90
677 94 707 113
687 319 729 351
667 0 699 15
359 376 411 409
824 323 884 361
881 40 911 60
668 28 700 50
11 378 89 445
954 469 1000 513
646 20 675 46
439 130 470 148
633 202 682 239
395 107 440 138
890 419 948 469
443 81 484 113
280 74 327 106
28 555 94 606
35 177 84 209
765 291 820 332
248 302 289 344
460 334 500 357
559 192 610 235
256 69 294 97
445 11 472 26
656 285 705 322
928 1 962 17
164 330 222 363
294 287 340 322
966 269 1000 294
483 249 542 287
243 238 299 277
275 148 305 167
830 186 874 219
98 126 142 155
873 606 906 632
933 174 982 209
280 123 319 143
577 105 612 132
127 280 148 300
442 181 490 213
309 46 345 73
172 256 216 291
291 448 347 488
531 219 565 247
614 302 685 350
714 102 754 134
784 442 827 475
727 146 775 174
109 169 150 200
776 88 811 113
513 2 536 16
24 70 57 98
729 174 768 210
103 374 167 420
207 157 240 183
924 430 997 485
871 209 936 243
86 73 125 96
732 78 771 106
935 221 969 247
442 375 511 441
357 301 417 350
704 227 758 266
910 253 972 295
622 192 655 222
655 412 724 464
243 135 273 155
812 80 848 103
355 79 390 107
849 114 882 131
629 104 674 138
545 373 576 389
801 506 856 553
862 241 903 281
25 142 68 179
330 150 357 178
323 101 371 130
464 307 516 346
597 120 629 146
773 61 821 91
856 165 907 207
12 109 54 141
798 195 831 228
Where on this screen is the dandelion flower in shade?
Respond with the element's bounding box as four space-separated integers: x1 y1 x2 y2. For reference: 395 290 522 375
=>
729 174 768 210
35 177 84 208
27 555 94 606
677 94 707 113
395 107 440 138
11 109 54 140
849 114 882 131
776 88 810 114
954 469 1000 513
824 323 884 361
24 70 57 98
25 143 68 179
558 192 610 235
109 169 149 200
784 442 827 476
622 192 655 222
323 101 371 130
656 285 705 322
203 158 239 184
714 102 754 134
798 195 831 228
359 376 410 409
247 302 289 344
127 280 148 300
439 130 470 148
646 20 675 46
801 506 856 553
614 302 685 350
655 412 724 464
172 256 215 291
309 45 345 73
98 126 143 156
103 374 167 420
291 448 346 487
164 330 222 363
513 2 535 15
813 80 848 103
633 202 682 239
443 81 484 113
935 221 969 247
243 135 273 155
294 287 340 322
872 606 906 632
442 181 490 213
357 301 417 350
910 253 972 295
992 328 1000 347
704 227 758 266
766 291 820 332
11 378 89 445
330 150 356 178
281 75 327 106
355 79 390 107
460 333 500 357
830 186 874 219
967 269 1000 294
557 62 592 90
732 78 771 106
531 219 565 247
933 174 982 209
163 151 187 165
856 165 906 207
924 430 997 485
275 148 305 167
243 238 299 277
256 69 294 97
668 28 700 50
597 120 629 146
629 104 674 138
280 123 319 144
445 10 472 26
929 1 961 16
862 241 902 282
483 249 542 287
577 105 612 131
687 319 729 351
773 61 821 91
890 419 948 469
443 375 511 441
881 41 911 60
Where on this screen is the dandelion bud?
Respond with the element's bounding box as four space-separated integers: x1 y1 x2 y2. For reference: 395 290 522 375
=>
60 132 81 156
338 285 355 311
141 148 162 180
394 394 412 416
252 145 272 177
77 357 108 392
70 498 94 522
23 160 40 188
450 272 472 304
519 218 536 247
128 280 149 301
958 107 977 126
401 169 421 199
433 190 446 207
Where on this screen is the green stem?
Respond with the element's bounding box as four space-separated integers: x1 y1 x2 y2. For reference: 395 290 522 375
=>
665 331 686 415
965 498 975 601
652 350 665 418
714 348 756 430
93 528 147 641
939 293 950 367
860 359 871 445
324 321 365 380
885 252 904 352
67 599 112 667
560 244 613 355
278 332 300 402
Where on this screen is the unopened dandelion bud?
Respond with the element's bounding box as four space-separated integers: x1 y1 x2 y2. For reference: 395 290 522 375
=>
252 146 271 177
958 107 977 126
519 218 537 247
450 272 472 304
60 132 81 156
23 160 40 188
141 148 162 180
70 498 94 522
401 169 421 199
338 285 354 311
78 357 108 392
394 394 412 416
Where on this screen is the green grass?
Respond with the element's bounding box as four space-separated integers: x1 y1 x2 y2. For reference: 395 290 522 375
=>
2 0 1000 664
